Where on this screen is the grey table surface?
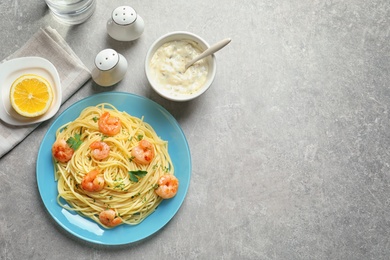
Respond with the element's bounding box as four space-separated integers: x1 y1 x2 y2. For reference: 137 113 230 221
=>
1 0 389 259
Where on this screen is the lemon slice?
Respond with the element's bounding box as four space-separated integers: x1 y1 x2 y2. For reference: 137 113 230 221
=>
9 74 54 118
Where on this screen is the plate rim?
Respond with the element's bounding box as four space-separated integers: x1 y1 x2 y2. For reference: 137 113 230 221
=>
36 92 191 245
0 56 62 126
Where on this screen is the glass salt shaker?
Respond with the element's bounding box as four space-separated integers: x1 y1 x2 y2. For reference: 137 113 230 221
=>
106 6 144 41
91 49 128 87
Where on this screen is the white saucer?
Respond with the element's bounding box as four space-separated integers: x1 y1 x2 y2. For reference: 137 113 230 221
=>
0 57 62 126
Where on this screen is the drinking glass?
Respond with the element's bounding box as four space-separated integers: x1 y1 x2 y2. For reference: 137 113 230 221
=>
45 0 96 25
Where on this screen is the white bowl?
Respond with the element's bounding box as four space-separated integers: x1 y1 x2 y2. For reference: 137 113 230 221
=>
145 31 216 102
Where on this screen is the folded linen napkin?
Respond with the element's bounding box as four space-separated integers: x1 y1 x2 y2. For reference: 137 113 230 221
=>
0 26 91 158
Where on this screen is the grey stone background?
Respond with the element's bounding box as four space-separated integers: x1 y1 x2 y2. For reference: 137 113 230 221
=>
0 0 389 259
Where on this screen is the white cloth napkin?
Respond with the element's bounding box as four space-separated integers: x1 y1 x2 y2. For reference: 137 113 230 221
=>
0 26 91 158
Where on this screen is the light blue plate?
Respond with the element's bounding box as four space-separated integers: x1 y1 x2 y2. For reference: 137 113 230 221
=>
36 92 191 245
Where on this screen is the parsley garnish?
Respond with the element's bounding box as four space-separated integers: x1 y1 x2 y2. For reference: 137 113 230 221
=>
92 116 98 122
128 170 148 183
137 134 143 141
114 182 125 190
66 134 83 150
131 192 141 199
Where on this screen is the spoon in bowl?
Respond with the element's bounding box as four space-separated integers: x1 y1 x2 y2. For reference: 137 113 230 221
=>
184 38 231 71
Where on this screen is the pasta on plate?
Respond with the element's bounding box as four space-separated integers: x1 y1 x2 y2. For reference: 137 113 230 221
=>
51 103 179 228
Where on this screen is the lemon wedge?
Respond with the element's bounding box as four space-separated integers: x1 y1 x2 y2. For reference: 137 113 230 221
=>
9 74 54 118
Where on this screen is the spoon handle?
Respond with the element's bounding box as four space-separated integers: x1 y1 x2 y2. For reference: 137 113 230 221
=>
185 38 231 70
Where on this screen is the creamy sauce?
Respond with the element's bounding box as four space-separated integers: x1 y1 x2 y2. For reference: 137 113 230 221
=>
150 40 209 96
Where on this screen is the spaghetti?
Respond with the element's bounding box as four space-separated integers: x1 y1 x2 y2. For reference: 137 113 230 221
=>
51 103 177 228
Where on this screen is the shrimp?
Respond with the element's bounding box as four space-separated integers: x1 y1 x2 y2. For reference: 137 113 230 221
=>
89 141 110 160
155 175 179 199
98 112 121 136
52 139 74 163
81 169 105 192
99 209 122 227
131 139 155 165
